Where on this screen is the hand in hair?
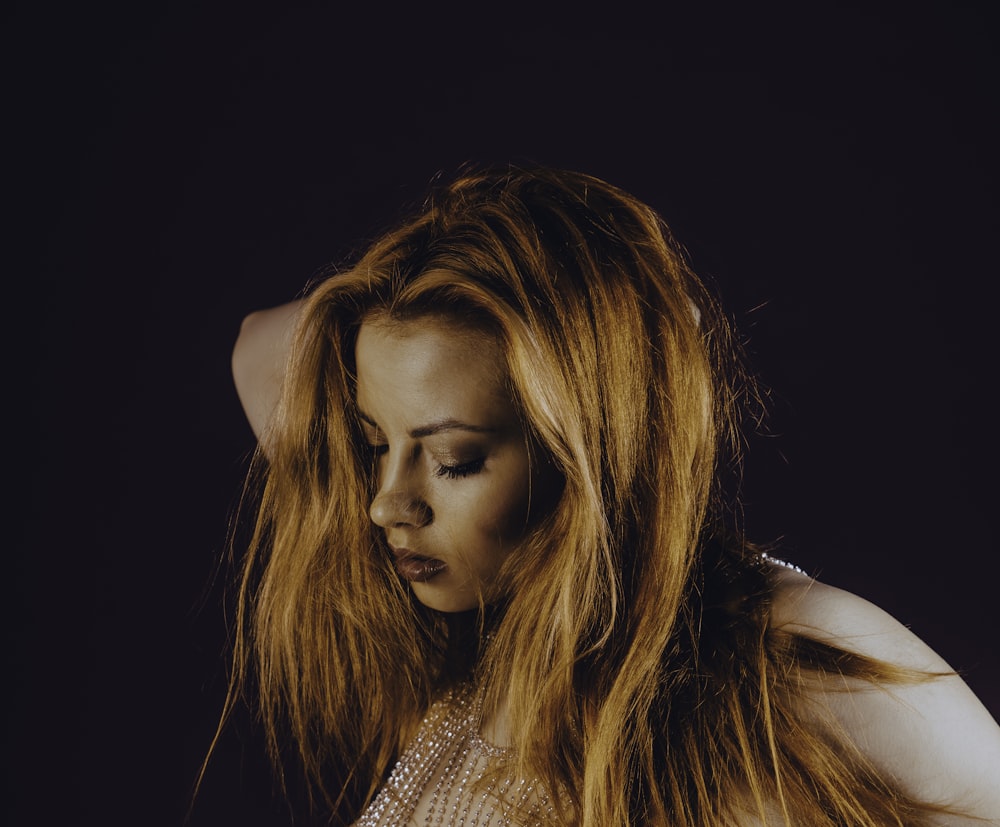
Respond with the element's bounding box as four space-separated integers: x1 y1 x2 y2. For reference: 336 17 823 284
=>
216 166 1000 827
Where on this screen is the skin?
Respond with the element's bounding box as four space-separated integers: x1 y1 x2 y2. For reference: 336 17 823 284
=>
234 300 1000 823
354 314 552 613
231 299 303 441
765 567 1000 825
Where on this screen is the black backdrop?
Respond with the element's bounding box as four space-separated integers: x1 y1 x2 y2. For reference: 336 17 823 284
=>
9 3 998 825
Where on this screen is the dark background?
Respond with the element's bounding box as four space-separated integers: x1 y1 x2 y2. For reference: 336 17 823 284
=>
9 3 998 825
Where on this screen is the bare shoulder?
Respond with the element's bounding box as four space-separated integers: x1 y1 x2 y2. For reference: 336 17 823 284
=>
767 562 1000 824
231 300 304 440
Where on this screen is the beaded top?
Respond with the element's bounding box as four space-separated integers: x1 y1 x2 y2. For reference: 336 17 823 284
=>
354 552 808 825
759 551 809 576
352 684 555 826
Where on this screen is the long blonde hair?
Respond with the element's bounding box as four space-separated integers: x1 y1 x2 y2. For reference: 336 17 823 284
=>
222 166 942 825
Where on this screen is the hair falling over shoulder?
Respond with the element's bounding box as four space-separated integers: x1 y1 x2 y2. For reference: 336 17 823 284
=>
214 165 945 825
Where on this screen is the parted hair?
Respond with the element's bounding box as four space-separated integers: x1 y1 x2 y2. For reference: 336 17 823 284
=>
220 165 941 825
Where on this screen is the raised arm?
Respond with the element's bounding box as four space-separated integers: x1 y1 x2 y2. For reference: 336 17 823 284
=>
231 299 304 441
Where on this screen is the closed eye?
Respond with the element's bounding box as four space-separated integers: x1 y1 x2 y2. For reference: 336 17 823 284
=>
436 458 485 479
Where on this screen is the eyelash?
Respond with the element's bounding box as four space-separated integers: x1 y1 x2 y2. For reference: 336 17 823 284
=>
364 444 485 480
436 458 486 479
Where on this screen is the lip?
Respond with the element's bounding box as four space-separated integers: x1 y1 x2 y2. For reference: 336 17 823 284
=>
391 547 447 583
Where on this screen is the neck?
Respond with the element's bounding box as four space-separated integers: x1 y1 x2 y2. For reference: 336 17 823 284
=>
438 608 485 684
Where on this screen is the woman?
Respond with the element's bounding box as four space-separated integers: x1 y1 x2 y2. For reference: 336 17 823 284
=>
224 165 1000 825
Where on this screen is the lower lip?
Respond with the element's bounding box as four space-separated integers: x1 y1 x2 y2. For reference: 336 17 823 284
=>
394 556 447 582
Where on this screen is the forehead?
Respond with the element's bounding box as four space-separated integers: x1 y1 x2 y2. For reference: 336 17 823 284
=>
354 315 516 426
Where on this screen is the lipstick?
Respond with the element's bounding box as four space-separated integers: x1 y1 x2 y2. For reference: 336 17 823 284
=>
392 549 447 582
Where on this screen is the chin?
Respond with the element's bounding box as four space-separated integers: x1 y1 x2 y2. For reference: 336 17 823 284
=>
410 580 486 614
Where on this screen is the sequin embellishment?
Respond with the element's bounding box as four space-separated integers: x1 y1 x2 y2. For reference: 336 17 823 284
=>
353 685 554 826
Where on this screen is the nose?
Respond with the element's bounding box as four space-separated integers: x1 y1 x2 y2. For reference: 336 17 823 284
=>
369 489 432 528
369 459 432 529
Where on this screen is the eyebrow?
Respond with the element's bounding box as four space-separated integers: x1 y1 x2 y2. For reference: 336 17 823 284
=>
356 409 498 439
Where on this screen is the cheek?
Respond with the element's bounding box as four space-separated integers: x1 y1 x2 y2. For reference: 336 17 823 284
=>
435 468 533 549
472 487 533 543
469 466 536 544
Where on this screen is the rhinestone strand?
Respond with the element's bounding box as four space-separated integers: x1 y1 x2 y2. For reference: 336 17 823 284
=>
759 551 809 575
353 684 554 826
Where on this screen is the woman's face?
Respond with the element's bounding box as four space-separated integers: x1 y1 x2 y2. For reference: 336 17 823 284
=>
355 314 553 612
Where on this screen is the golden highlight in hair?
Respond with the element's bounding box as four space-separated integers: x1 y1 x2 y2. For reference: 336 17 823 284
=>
214 166 949 825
